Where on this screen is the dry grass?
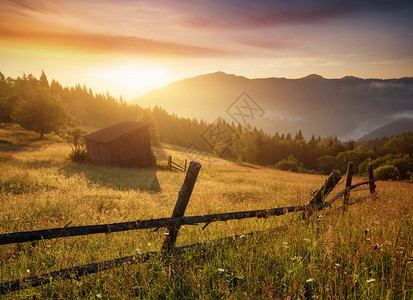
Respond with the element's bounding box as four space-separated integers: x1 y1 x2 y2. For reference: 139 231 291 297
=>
0 124 412 299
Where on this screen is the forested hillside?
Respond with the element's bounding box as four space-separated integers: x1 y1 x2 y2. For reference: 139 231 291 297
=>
1 71 412 180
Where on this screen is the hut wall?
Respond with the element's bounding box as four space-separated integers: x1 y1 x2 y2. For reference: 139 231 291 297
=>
107 127 152 167
86 140 111 165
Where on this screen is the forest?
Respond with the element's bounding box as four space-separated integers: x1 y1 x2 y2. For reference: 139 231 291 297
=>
1 71 412 180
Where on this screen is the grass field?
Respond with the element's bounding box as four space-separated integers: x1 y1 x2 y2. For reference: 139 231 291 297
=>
0 124 412 299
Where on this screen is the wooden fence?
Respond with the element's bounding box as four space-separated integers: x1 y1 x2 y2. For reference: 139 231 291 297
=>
0 161 376 294
167 155 187 172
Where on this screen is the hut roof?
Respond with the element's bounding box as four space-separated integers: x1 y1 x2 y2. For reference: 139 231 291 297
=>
84 121 149 143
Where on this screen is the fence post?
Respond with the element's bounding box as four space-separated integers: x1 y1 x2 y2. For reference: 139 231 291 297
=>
344 162 354 206
168 155 171 171
184 159 187 172
162 161 202 251
368 164 376 194
309 172 342 205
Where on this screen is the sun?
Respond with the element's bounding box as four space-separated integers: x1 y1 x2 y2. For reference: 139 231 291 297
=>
92 63 170 99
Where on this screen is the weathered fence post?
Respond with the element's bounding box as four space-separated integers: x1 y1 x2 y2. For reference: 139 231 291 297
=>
368 164 376 194
184 159 187 172
309 172 342 205
344 162 354 206
168 155 171 171
162 161 202 251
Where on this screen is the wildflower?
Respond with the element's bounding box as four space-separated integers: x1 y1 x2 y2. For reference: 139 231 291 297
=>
217 268 225 272
147 243 151 246
134 248 141 254
26 269 30 273
334 263 341 269
306 278 315 283
366 279 375 283
240 234 246 238
96 294 102 298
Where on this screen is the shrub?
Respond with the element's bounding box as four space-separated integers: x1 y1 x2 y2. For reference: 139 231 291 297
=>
275 155 299 172
373 165 400 180
60 126 88 163
360 154 413 180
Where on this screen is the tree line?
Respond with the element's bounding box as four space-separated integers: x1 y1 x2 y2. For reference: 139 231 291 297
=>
1 71 412 180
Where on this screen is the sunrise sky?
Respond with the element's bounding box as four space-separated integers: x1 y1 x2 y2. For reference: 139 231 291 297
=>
1 0 413 100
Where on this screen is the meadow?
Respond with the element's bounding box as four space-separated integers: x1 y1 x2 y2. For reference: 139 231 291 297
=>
0 124 412 299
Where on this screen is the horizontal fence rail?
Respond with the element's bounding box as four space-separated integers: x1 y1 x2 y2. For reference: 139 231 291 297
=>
0 180 374 246
0 230 262 295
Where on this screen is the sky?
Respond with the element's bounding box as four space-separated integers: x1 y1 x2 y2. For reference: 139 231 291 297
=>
1 0 413 100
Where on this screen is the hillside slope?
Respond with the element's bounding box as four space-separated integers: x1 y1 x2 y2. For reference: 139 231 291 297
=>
359 118 413 141
0 125 412 298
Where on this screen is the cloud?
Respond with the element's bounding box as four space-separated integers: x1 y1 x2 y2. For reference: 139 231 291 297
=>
389 110 413 120
176 0 413 29
0 19 225 58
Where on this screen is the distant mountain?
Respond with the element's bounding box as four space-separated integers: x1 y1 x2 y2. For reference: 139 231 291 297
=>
134 72 413 139
359 118 413 141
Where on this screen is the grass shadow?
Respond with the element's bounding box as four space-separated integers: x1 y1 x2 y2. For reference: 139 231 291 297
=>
0 123 62 152
59 163 161 193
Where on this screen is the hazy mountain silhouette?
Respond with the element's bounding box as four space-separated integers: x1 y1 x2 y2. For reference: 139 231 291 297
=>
134 72 413 140
359 118 413 141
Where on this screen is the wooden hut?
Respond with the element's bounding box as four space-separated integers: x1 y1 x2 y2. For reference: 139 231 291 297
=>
84 121 153 167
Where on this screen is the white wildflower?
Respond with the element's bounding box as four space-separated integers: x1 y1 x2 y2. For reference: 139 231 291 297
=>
134 248 141 254
96 294 102 298
217 268 225 272
306 278 315 283
366 278 375 283
26 269 30 273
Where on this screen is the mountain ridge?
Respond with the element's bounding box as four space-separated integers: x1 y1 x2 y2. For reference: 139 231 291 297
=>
134 72 413 140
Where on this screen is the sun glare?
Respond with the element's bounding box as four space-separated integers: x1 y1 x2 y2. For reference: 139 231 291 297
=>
92 64 170 99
